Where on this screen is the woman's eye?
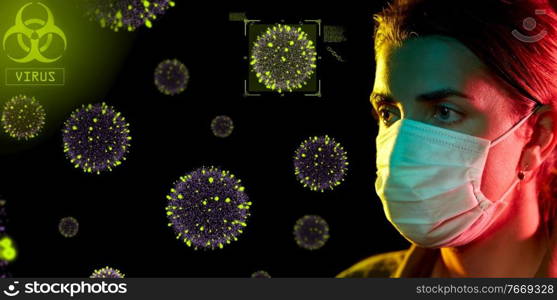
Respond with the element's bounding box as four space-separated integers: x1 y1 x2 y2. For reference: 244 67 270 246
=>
377 105 399 126
433 105 463 125
380 109 391 122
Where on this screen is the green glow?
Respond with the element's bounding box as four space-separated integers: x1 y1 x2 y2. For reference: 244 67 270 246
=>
0 0 134 155
0 236 16 262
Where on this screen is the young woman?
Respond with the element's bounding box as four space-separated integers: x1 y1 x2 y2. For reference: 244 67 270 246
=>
338 0 557 277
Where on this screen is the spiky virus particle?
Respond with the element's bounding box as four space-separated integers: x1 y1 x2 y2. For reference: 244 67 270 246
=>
86 0 176 32
250 24 317 93
293 135 349 192
293 215 330 251
165 166 252 250
62 103 132 174
90 266 125 278
154 59 190 96
251 270 271 278
58 217 79 238
1 95 45 141
211 115 234 138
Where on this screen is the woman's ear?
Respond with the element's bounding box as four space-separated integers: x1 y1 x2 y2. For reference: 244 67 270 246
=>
520 105 557 174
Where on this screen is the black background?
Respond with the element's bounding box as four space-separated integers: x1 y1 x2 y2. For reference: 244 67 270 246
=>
0 2 410 277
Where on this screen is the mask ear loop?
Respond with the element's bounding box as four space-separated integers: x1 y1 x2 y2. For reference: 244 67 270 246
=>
491 104 542 148
509 104 553 277
489 104 541 208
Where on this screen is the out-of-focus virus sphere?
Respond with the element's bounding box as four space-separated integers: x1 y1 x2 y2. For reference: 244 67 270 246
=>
62 103 132 174
0 236 16 262
293 215 330 250
58 217 79 238
154 59 190 96
0 198 9 234
165 166 252 250
1 95 45 141
293 135 349 192
90 266 125 278
250 24 317 93
0 260 10 278
211 115 234 138
0 198 13 277
85 0 176 32
251 270 271 278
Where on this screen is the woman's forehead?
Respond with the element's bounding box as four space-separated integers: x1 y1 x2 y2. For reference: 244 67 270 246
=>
373 36 505 111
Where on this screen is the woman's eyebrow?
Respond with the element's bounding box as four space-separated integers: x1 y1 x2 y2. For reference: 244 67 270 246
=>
417 88 474 102
370 92 394 107
370 88 473 111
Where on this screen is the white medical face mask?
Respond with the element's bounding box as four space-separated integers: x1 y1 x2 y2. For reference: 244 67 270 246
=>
375 107 538 248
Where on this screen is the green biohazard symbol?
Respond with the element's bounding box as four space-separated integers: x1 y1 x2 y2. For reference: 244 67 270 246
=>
3 2 67 63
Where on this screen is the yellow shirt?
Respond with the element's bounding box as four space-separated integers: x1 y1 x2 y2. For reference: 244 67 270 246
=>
336 244 440 278
337 243 554 277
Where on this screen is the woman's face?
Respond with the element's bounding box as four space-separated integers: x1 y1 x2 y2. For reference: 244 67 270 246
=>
372 36 533 236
